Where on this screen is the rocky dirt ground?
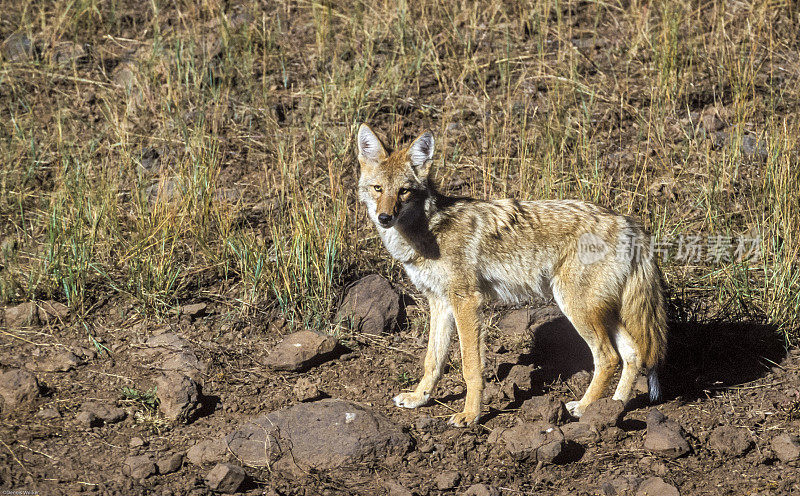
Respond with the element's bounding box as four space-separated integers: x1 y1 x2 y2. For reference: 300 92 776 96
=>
2 279 799 495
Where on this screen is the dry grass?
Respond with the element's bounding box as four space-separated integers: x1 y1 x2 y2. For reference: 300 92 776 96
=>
0 0 798 337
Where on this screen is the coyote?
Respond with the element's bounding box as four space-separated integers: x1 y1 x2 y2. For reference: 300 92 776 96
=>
356 124 668 426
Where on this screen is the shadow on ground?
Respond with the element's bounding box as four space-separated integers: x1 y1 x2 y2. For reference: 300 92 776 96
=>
499 307 788 403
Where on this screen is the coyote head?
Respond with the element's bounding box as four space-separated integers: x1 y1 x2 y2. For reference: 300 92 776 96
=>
356 124 434 229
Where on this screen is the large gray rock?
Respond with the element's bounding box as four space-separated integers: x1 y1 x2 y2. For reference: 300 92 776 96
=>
488 422 565 464
223 399 410 473
644 409 690 458
264 330 338 372
336 275 400 334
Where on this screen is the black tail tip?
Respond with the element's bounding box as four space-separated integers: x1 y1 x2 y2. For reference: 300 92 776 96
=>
648 368 662 403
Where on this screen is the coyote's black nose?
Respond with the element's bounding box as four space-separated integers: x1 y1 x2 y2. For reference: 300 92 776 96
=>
378 213 394 227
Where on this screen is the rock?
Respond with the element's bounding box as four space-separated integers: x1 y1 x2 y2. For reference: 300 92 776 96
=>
224 399 410 473
76 411 101 428
700 106 726 132
502 364 535 401
644 409 690 458
264 330 339 372
293 377 323 402
181 302 207 319
463 483 501 496
36 407 61 419
335 274 400 334
580 398 625 430
4 302 39 328
157 452 184 475
489 422 565 464
205 463 246 493
186 438 228 466
122 455 156 479
521 396 570 425
156 372 201 423
771 433 800 463
0 368 40 408
37 300 70 323
129 436 146 448
2 33 32 62
497 308 534 337
78 402 126 427
383 479 413 496
139 333 207 382
31 350 84 372
636 476 679 496
562 421 600 444
435 470 460 490
51 41 87 65
709 425 752 457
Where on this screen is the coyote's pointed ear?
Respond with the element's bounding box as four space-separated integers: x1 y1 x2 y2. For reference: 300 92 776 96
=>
408 131 434 178
357 124 387 165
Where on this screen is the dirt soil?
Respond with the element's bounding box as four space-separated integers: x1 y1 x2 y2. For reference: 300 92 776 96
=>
1 299 799 495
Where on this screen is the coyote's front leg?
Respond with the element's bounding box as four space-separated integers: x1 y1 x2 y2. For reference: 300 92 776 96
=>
394 298 454 409
447 293 484 426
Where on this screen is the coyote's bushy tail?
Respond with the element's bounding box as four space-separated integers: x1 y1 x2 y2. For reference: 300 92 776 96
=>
620 255 668 402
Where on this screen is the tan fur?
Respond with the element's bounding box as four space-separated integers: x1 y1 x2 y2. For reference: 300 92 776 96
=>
356 124 668 425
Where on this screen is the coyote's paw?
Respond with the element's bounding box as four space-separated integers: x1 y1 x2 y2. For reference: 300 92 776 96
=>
393 391 429 409
447 410 480 427
565 400 585 418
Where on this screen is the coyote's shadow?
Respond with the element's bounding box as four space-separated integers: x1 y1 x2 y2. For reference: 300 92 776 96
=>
504 308 787 403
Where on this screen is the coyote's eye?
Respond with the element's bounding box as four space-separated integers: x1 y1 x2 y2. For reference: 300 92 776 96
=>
373 185 382 193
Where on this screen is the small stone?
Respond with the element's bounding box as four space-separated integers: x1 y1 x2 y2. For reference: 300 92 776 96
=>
293 377 323 402
205 462 246 493
181 302 207 319
186 438 227 466
76 411 100 428
1 33 32 62
0 368 40 408
435 470 460 490
37 300 70 323
503 364 535 401
771 433 800 463
645 409 690 458
80 402 126 425
122 455 156 480
33 350 84 372
129 437 146 448
489 422 565 464
156 452 184 474
580 398 625 430
264 330 339 372
562 421 600 444
521 396 570 425
36 407 61 419
708 425 752 457
156 372 201 423
335 274 400 335
636 476 679 496
383 479 413 496
4 302 39 328
497 308 534 337
463 483 500 496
